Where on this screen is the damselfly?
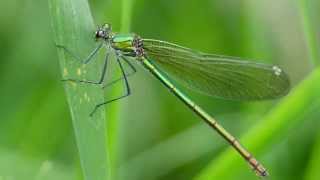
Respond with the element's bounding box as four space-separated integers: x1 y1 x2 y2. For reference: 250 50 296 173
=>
57 23 290 177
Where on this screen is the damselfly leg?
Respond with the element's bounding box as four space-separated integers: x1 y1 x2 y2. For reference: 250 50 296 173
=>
61 51 109 85
90 55 131 116
56 42 103 64
57 44 134 116
103 56 136 89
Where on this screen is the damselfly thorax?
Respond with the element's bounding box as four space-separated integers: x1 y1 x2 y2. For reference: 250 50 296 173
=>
111 34 144 58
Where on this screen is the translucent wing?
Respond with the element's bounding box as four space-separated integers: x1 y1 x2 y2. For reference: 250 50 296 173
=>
143 39 290 100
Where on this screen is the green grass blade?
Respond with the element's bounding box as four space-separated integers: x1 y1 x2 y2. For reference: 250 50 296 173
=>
299 1 320 179
48 0 109 179
298 0 320 67
195 68 320 179
121 0 134 33
102 0 135 179
304 130 320 180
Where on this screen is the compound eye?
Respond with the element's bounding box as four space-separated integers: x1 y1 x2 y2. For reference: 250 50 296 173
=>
95 31 99 38
95 30 104 38
99 30 104 36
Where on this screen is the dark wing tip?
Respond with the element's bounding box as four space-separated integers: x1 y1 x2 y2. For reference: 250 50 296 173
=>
267 66 291 99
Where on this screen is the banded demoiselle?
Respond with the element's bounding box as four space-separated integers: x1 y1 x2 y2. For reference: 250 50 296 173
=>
57 23 290 177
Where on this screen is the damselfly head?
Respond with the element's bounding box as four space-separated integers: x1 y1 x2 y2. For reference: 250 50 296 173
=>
95 23 112 40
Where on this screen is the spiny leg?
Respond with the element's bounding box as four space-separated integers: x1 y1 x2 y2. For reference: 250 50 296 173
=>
90 55 131 116
56 42 103 64
103 56 136 89
62 51 110 85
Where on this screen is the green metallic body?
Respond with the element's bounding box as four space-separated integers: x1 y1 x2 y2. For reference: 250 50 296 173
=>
57 23 287 177
112 34 137 56
81 24 289 177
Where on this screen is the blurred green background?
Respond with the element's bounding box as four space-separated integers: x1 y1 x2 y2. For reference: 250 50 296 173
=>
1 0 320 179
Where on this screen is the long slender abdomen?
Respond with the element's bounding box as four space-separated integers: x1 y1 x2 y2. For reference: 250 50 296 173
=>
141 58 268 177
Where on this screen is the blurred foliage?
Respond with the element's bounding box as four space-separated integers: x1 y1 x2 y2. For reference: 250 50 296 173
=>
0 0 319 180
49 0 110 179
